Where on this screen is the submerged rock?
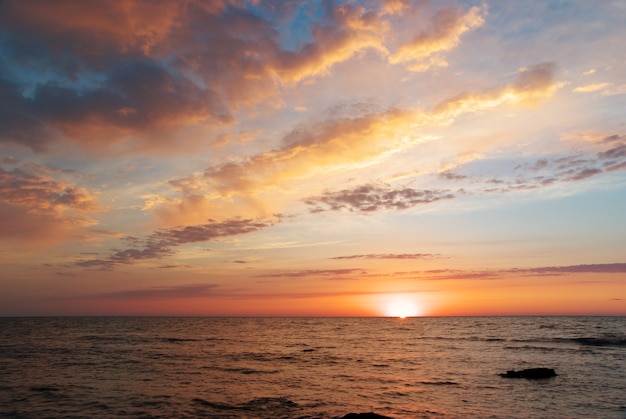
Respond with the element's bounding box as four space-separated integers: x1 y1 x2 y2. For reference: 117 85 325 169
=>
341 413 394 419
500 368 557 379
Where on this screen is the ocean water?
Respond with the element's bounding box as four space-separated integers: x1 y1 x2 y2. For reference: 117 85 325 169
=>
0 317 625 418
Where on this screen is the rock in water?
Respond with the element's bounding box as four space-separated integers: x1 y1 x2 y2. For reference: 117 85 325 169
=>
500 368 557 379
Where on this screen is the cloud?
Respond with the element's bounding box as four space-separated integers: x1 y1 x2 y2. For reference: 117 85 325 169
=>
93 283 219 299
304 183 453 213
75 217 277 269
157 264 192 269
202 107 425 196
0 1 494 153
381 0 412 16
256 269 365 279
0 167 96 214
0 0 186 62
510 263 626 275
0 1 389 152
420 269 501 281
598 143 626 159
158 62 559 221
271 1 389 83
0 161 99 244
433 63 558 118
331 253 440 260
565 167 602 181
389 5 486 71
573 83 611 93
413 263 626 281
0 63 232 152
437 136 626 195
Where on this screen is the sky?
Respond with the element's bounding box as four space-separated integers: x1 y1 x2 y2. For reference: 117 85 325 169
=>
1 0 625 317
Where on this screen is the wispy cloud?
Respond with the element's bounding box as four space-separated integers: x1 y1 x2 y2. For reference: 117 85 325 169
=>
256 269 366 279
92 283 218 299
435 136 626 195
76 217 277 270
389 5 486 71
412 263 626 281
331 253 440 260
304 184 453 213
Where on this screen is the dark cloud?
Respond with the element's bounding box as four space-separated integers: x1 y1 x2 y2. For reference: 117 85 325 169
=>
565 167 603 181
0 62 232 151
414 263 626 281
510 263 626 275
331 253 439 260
157 264 192 269
421 269 501 281
598 143 626 160
602 134 625 143
0 0 396 152
439 171 467 181
304 184 454 212
74 259 116 271
75 217 276 269
604 161 626 172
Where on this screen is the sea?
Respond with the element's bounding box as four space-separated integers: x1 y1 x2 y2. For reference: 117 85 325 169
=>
0 316 625 419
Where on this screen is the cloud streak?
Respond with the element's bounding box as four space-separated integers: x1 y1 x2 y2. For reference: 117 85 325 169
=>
305 184 453 212
331 253 440 260
92 283 219 299
405 263 626 281
256 269 366 279
434 134 626 197
389 5 486 71
76 217 277 270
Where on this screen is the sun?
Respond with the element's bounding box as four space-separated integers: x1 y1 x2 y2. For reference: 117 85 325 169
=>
385 298 421 318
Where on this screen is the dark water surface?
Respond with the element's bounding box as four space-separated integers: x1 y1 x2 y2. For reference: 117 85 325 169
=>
1 317 625 418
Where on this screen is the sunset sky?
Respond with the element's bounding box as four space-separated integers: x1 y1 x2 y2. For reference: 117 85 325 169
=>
1 0 625 316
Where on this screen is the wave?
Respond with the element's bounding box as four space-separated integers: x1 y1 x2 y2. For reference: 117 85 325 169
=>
159 337 200 343
415 334 626 347
416 381 459 386
202 365 280 375
192 396 298 412
570 337 626 347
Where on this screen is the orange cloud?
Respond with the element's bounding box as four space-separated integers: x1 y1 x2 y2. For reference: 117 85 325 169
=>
0 1 490 154
161 62 558 218
272 2 389 83
0 0 248 58
381 0 412 16
0 161 100 245
389 5 486 71
433 63 558 119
